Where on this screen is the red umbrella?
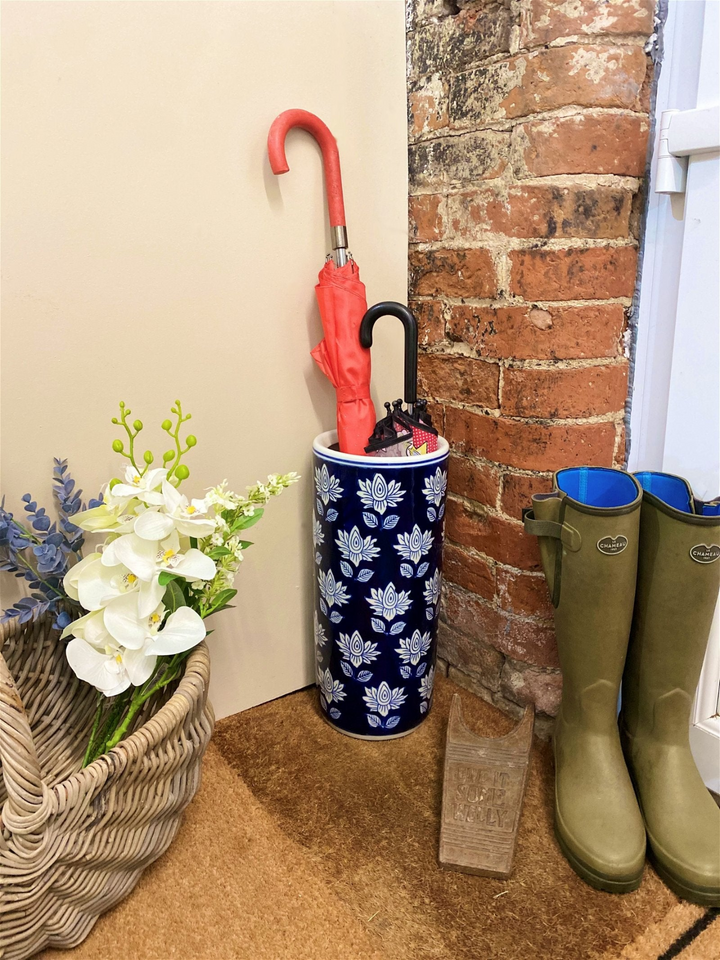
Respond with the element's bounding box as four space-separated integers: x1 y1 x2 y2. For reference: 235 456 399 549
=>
268 109 376 455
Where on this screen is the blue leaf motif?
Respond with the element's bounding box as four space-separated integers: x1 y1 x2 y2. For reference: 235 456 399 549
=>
340 560 353 579
315 552 322 566
320 598 328 616
386 716 401 729
400 563 413 579
400 665 412 679
427 506 437 522
383 514 400 530
420 702 428 714
329 611 343 624
363 512 379 528
326 509 339 523
416 662 427 677
316 499 325 517
439 502 445 519
389 621 405 636
356 568 374 583
340 660 353 677
357 670 373 683
416 562 430 578
426 607 435 620
367 714 381 728
329 707 342 720
371 618 386 634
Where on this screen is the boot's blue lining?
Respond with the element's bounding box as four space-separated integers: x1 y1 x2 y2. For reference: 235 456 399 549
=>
635 471 692 513
698 501 720 516
556 467 637 507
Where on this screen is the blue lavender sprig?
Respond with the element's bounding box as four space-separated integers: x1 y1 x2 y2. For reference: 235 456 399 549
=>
0 460 103 629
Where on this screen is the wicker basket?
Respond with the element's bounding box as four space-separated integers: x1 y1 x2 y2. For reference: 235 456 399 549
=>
0 613 214 960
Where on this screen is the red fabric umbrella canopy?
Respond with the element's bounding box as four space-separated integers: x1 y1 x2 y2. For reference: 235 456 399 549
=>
312 259 376 456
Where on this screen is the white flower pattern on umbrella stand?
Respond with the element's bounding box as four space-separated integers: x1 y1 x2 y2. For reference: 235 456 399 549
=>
395 525 433 564
366 582 412 622
395 630 432 675
315 464 343 506
419 665 436 714
319 667 346 721
423 569 442 619
423 468 447 523
317 569 350 609
314 612 328 649
336 630 379 681
364 681 407 730
423 468 448 507
336 526 380 567
313 517 325 548
357 474 404 515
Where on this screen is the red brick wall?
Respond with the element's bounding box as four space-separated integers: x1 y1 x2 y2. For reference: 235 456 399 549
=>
407 0 656 733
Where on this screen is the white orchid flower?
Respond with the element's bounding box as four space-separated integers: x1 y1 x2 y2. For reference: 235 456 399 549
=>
101 530 215 583
133 480 215 541
64 552 101 601
66 635 156 695
61 606 109 644
63 604 156 694
107 466 168 506
102 594 205 655
69 500 140 534
145 606 207 655
102 592 167 650
67 554 164 618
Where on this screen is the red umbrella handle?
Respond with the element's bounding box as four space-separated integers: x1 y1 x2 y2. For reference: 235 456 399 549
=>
268 110 348 259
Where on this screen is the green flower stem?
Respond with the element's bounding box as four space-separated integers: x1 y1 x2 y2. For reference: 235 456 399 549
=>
104 654 186 752
165 401 192 483
82 688 133 767
112 402 142 472
82 693 106 767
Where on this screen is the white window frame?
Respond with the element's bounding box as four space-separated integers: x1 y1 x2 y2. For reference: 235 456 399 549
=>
629 0 720 793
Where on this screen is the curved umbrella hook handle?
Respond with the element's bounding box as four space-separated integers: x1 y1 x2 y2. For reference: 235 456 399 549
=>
268 109 348 262
360 302 418 410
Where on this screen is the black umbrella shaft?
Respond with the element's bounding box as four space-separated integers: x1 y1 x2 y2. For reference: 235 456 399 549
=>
360 302 418 410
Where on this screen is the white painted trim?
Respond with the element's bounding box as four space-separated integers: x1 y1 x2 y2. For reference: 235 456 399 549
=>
628 0 705 473
630 0 720 791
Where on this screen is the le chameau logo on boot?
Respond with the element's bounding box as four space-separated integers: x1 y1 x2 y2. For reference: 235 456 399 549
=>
689 544 720 564
596 535 628 556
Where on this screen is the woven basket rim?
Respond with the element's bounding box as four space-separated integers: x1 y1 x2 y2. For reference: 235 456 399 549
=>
1 615 210 799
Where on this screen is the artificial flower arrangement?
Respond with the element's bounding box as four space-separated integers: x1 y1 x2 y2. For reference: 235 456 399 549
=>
0 400 297 766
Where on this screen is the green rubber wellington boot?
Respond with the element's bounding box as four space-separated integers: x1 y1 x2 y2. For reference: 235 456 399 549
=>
621 472 720 906
524 467 646 892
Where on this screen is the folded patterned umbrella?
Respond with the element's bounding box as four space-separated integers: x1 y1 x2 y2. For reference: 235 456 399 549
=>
360 302 439 457
268 109 376 455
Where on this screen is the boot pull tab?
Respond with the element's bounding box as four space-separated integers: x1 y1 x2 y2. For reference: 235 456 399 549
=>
523 499 581 609
523 510 582 552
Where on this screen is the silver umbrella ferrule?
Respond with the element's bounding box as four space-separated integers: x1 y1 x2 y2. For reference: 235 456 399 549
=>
332 225 349 267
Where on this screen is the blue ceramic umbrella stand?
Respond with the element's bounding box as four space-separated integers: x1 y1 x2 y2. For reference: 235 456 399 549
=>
312 303 449 739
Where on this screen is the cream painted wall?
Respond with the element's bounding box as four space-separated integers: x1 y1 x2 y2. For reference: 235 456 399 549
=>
1 1 408 719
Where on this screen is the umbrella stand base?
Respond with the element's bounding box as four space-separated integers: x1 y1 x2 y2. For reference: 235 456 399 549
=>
322 716 427 742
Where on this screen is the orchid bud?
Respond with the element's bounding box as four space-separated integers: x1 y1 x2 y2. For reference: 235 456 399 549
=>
162 419 172 432
133 419 143 431
186 435 197 447
162 450 175 463
143 450 154 465
175 465 190 481
112 440 124 453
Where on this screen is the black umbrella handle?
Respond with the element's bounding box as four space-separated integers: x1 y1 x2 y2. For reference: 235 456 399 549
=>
360 302 418 409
